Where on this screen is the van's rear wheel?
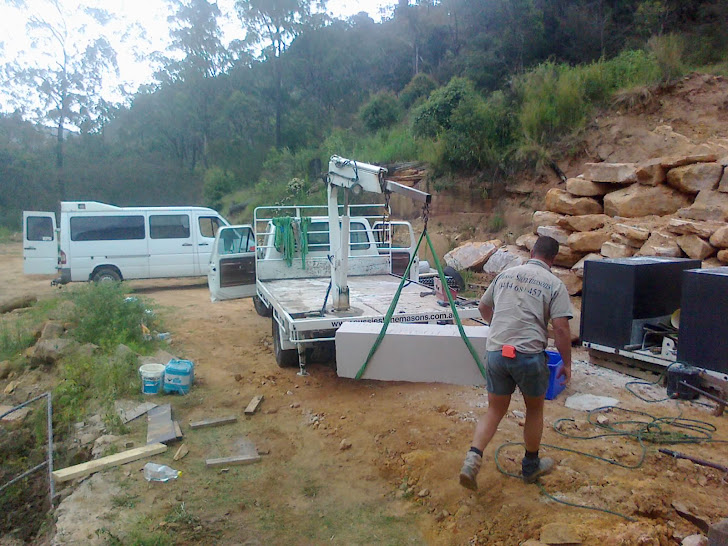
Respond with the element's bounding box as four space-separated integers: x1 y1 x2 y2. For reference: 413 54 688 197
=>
92 267 121 283
272 319 298 368
254 295 272 317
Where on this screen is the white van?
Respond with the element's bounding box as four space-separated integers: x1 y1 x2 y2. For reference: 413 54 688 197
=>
23 201 228 283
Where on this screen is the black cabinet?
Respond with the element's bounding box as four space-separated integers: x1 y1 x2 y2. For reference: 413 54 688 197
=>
581 257 701 349
677 267 728 374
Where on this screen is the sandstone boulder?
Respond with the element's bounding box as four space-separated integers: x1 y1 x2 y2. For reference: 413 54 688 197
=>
551 267 583 296
532 211 565 234
635 159 667 186
666 163 722 194
554 246 585 268
444 240 502 271
583 162 637 183
31 338 79 367
567 230 611 253
545 189 603 216
571 253 603 278
613 223 650 241
709 226 728 249
604 184 691 218
718 249 728 263
40 321 65 340
601 241 635 258
516 233 538 251
719 166 728 193
661 153 718 168
637 231 683 257
667 218 722 239
611 233 644 248
677 235 716 260
703 257 723 268
677 190 728 222
537 225 571 245
566 178 613 197
557 214 610 232
482 246 529 279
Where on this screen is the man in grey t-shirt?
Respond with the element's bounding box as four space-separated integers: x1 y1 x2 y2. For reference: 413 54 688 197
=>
459 235 573 490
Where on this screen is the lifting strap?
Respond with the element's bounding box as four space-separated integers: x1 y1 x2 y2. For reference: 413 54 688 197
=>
354 228 487 380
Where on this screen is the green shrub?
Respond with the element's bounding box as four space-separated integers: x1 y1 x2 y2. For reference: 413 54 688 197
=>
66 283 158 353
399 73 437 109
360 92 401 132
488 213 505 232
203 167 237 211
648 33 686 82
412 77 475 138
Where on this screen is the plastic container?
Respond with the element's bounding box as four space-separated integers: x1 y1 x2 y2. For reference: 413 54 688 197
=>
139 363 165 395
545 350 565 400
163 359 195 395
143 462 179 482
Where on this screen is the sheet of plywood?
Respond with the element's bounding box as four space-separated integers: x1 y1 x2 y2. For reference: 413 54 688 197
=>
52 443 167 483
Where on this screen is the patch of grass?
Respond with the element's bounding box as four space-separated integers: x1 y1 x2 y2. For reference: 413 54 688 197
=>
0 320 36 361
488 213 506 232
111 493 139 509
0 226 16 243
97 521 172 546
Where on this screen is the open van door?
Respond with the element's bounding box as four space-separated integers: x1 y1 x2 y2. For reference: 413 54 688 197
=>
208 225 256 301
23 211 58 275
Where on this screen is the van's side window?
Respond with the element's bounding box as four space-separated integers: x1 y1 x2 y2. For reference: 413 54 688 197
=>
199 216 222 238
27 216 54 241
150 214 190 239
70 216 145 241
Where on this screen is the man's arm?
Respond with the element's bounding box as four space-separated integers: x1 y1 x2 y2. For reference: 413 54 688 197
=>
478 300 493 324
552 317 572 385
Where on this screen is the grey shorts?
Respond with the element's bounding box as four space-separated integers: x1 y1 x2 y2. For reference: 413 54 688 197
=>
485 350 549 398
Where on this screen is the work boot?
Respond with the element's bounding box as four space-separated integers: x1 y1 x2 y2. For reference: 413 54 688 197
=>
459 451 482 491
522 456 554 484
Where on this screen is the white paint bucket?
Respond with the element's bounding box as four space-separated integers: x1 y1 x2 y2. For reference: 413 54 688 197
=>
139 363 165 395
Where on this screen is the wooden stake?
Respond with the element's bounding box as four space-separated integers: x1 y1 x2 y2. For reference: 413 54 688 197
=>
244 395 264 415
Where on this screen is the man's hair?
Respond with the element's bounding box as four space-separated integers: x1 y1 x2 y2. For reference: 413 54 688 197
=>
532 235 559 261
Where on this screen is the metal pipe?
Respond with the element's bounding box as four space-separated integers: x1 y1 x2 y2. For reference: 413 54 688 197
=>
0 462 49 494
679 381 728 407
659 448 728 473
46 392 55 506
0 392 51 420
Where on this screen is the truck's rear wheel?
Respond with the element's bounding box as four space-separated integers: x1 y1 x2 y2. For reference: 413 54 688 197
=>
254 295 272 317
92 267 122 283
272 319 298 368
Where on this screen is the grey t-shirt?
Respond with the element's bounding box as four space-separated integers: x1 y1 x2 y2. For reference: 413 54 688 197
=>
481 259 573 354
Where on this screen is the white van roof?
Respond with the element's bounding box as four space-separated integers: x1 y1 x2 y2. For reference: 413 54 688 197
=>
61 201 219 214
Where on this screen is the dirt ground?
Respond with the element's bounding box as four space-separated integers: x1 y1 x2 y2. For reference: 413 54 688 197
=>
1 241 727 546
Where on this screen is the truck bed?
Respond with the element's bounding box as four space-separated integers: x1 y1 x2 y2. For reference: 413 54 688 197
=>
260 274 481 331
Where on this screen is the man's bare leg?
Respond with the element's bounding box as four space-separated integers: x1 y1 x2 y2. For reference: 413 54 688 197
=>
459 392 511 490
521 393 553 483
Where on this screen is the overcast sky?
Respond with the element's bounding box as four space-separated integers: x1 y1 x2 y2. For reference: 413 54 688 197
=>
0 0 394 107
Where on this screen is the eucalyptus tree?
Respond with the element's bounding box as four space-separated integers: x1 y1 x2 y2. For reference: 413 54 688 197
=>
1 0 118 200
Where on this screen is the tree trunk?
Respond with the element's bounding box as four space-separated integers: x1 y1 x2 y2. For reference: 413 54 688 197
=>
275 50 282 150
56 118 65 201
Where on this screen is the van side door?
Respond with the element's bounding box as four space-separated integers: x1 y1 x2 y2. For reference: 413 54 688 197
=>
23 211 58 274
208 225 256 301
195 215 225 275
147 213 195 278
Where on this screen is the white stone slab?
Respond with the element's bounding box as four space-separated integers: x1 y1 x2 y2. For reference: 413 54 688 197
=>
335 322 488 385
564 393 619 411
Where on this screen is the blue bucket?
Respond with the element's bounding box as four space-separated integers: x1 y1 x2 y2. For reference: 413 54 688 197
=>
139 363 165 395
163 359 194 395
545 350 565 400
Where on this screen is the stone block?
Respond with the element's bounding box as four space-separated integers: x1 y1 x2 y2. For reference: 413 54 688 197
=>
707 517 728 546
545 189 603 216
557 214 610 232
566 178 613 197
677 235 716 260
601 241 635 259
637 231 683 258
667 163 723 194
582 162 637 183
571 253 602 278
614 223 651 241
539 522 582 544
709 226 728 249
554 246 585 268
31 338 79 367
611 233 644 249
635 159 667 186
444 240 502 271
551 267 583 296
40 321 65 340
567 230 611 253
719 166 728 193
532 211 565 234
482 246 529 279
667 218 722 239
678 190 728 222
516 233 538 251
604 184 691 218
718 250 728 264
537 225 571 245
335 323 488 385
661 153 718 169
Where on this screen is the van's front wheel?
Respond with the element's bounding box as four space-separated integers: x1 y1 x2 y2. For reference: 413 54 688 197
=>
91 267 122 283
272 319 298 368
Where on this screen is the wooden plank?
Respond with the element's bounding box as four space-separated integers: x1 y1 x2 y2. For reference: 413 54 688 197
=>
53 443 167 483
189 416 237 430
244 396 264 415
173 421 183 440
147 404 177 445
588 349 665 382
173 444 189 461
205 454 261 468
